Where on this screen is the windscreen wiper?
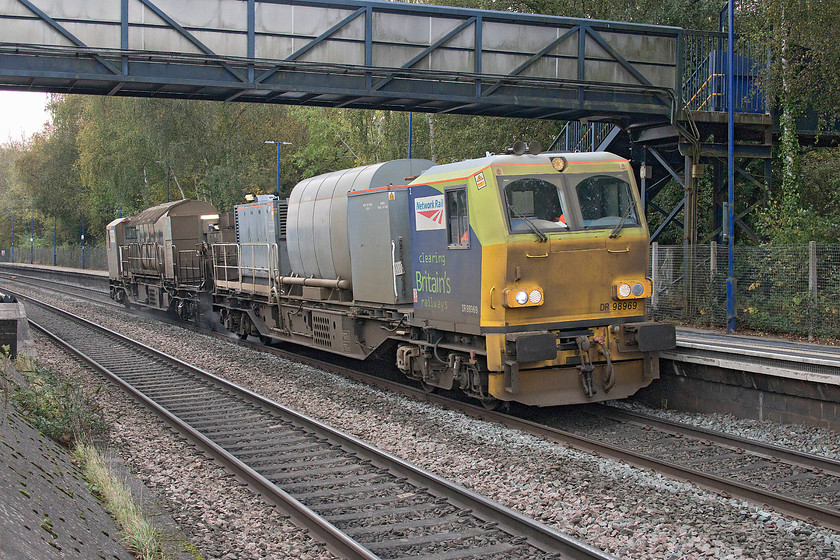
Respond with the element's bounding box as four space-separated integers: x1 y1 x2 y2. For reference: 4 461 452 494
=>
507 203 548 243
609 201 637 239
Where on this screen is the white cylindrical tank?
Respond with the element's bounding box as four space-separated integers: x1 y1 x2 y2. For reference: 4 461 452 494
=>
286 159 434 284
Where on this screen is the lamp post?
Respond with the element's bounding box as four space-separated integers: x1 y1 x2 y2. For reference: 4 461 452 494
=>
726 0 736 333
29 218 33 264
155 160 171 202
10 211 13 263
264 141 292 195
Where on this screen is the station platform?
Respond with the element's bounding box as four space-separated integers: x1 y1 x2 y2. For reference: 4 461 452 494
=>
645 328 840 429
667 328 840 386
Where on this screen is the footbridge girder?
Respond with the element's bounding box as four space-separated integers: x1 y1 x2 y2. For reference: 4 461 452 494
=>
0 0 682 122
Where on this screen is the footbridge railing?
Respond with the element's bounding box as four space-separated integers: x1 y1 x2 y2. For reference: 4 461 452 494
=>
681 30 767 114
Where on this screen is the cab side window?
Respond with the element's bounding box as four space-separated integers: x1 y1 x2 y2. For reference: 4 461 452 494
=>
446 187 469 248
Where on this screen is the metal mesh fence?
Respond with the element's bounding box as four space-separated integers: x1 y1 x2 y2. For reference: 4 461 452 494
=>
651 243 840 339
0 246 106 271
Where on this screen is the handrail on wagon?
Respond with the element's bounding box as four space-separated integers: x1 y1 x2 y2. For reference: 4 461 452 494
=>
212 242 278 296
120 242 163 275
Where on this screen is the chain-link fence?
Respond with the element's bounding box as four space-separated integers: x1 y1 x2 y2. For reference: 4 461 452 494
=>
650 243 840 339
0 245 106 271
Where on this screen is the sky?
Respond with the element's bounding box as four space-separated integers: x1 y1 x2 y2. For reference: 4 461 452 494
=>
0 91 51 143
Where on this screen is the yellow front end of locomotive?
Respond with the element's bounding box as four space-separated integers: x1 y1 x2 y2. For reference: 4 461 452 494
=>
473 153 671 405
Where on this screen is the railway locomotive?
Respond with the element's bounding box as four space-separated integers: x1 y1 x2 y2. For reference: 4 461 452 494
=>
108 148 675 407
106 199 221 320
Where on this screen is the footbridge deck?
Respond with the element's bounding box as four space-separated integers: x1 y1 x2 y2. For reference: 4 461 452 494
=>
0 0 685 123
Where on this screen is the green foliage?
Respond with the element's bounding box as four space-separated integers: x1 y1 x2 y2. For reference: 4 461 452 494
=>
10 362 108 445
755 122 840 245
742 0 840 132
0 141 34 249
74 443 171 560
738 1 840 246
287 108 357 180
74 97 309 222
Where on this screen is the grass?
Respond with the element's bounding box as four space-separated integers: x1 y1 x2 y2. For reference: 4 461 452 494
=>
2 352 173 560
73 443 169 559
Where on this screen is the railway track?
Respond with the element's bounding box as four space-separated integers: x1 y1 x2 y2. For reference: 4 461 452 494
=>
17 291 614 560
0 270 110 304
571 406 840 526
338 370 840 532
7 272 840 533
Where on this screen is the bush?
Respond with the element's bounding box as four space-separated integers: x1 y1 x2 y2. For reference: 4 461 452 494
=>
6 356 108 445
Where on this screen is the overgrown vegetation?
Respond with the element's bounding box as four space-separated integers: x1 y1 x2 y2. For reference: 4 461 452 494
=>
10 355 107 445
2 354 172 560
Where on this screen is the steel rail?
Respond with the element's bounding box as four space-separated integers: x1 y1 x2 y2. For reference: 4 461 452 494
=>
598 406 840 477
254 355 840 532
23 301 379 560
0 271 109 297
431 400 840 531
16 290 615 560
9 269 840 531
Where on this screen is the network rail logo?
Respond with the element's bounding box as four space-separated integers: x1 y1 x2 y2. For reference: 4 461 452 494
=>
414 195 445 231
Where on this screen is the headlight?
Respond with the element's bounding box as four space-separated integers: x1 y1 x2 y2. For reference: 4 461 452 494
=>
503 287 544 308
613 279 652 300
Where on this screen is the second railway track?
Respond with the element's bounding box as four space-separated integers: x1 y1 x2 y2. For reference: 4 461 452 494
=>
17 291 613 560
334 365 840 532
0 269 111 304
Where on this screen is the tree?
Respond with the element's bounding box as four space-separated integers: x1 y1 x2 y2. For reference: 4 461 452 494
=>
0 141 27 249
15 95 85 244
741 0 840 244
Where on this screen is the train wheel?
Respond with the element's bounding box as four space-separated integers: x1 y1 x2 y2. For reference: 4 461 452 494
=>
259 335 272 345
480 397 500 411
238 332 248 340
420 381 438 394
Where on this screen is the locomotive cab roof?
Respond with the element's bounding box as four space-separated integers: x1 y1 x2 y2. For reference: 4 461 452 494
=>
413 151 628 182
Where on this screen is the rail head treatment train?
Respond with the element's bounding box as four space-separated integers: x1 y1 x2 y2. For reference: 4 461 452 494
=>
107 146 675 407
